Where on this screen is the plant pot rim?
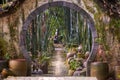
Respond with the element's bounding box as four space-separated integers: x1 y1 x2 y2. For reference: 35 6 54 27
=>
0 59 8 62
10 59 26 61
91 61 108 64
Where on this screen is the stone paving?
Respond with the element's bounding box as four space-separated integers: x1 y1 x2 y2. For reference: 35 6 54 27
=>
5 77 97 80
31 45 68 77
48 47 68 76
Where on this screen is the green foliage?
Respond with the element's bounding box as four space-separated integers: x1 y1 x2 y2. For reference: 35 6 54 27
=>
47 40 55 55
2 3 9 10
38 52 50 64
69 59 82 70
110 19 120 28
8 17 19 40
83 0 96 14
26 6 93 60
0 37 8 60
66 43 78 48
46 7 65 36
94 0 120 43
110 19 120 42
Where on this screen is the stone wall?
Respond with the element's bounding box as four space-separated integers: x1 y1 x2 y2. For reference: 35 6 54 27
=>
0 0 120 70
0 0 37 55
83 0 120 69
0 0 86 56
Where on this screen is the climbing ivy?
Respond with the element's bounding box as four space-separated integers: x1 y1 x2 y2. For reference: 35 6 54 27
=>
109 18 120 43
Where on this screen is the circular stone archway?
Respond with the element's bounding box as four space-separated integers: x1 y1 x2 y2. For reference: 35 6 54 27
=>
20 1 98 76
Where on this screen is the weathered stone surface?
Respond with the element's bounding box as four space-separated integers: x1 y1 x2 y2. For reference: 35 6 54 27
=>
0 0 119 77
0 0 98 76
5 77 97 80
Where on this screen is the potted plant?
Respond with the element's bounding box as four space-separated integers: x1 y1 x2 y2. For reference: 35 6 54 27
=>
9 58 27 76
90 45 109 80
0 37 27 77
68 59 82 76
8 51 28 76
38 52 50 74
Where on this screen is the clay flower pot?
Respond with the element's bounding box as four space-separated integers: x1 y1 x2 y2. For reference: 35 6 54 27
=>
9 59 27 76
90 62 109 80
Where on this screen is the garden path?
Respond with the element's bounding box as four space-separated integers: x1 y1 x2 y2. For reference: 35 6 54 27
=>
48 45 68 76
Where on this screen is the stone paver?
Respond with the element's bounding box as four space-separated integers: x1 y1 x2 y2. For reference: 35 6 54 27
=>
5 77 97 80
48 47 68 76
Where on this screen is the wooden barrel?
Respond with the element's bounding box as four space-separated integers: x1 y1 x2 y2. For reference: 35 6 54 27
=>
115 66 120 80
9 59 27 76
90 62 109 80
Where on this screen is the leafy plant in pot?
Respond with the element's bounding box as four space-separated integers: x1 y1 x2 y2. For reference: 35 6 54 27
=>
91 45 109 80
0 36 27 77
38 52 50 74
68 59 82 76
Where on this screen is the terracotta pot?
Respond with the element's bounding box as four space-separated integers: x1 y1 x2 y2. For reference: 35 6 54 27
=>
9 59 27 76
115 66 120 80
0 60 8 73
90 62 109 80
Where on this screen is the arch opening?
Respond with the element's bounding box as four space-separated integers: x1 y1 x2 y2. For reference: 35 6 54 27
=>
20 1 98 76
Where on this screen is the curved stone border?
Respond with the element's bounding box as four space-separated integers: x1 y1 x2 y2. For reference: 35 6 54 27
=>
20 1 98 76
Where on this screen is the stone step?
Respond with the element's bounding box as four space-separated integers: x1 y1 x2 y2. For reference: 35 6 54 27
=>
5 77 97 80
